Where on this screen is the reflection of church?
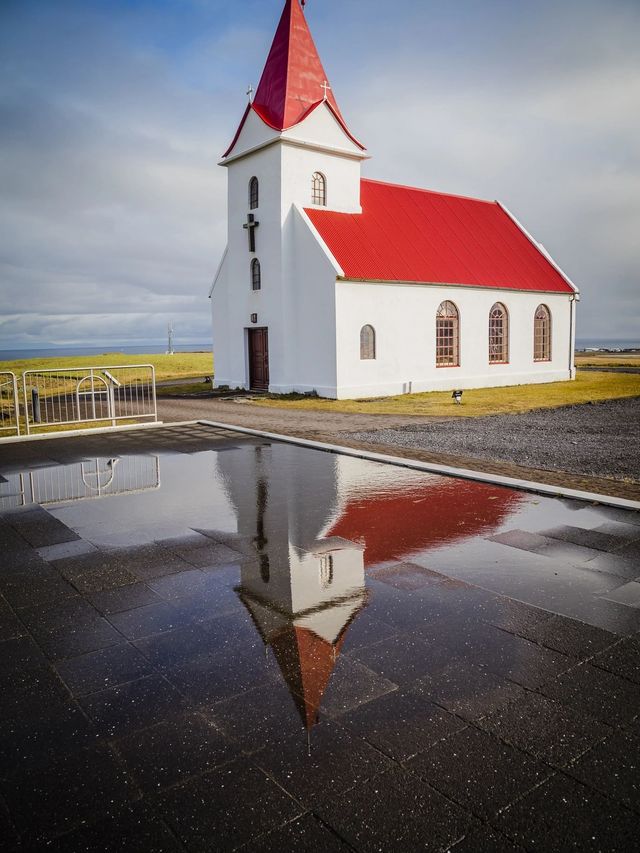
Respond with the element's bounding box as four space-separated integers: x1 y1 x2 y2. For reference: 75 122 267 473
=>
218 443 521 728
223 444 368 728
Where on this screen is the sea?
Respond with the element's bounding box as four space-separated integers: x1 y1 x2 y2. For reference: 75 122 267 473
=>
0 344 213 362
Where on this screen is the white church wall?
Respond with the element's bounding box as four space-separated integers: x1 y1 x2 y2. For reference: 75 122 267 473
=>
273 206 340 395
334 281 575 399
221 108 281 164
281 139 363 215
282 101 364 157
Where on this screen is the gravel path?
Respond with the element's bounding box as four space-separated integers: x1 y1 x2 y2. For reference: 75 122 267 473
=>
343 397 640 483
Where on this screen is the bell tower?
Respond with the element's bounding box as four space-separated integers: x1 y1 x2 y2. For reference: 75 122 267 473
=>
211 0 368 393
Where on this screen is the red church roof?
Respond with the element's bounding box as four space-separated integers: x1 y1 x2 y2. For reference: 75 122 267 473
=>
305 179 575 293
327 478 522 568
223 0 364 158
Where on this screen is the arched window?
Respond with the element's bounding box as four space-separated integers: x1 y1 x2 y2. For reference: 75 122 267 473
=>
534 305 551 361
312 172 327 206
360 325 376 360
489 303 509 364
436 301 460 367
251 258 261 291
249 177 259 210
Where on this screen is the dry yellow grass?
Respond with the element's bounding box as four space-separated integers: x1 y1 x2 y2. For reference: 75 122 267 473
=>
575 353 640 368
0 352 213 384
253 372 640 418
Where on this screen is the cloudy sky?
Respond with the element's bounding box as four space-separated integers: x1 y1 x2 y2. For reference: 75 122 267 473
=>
1 0 638 350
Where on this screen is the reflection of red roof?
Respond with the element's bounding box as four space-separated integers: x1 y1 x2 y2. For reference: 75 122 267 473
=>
270 626 345 728
223 0 364 158
305 179 575 293
327 479 522 568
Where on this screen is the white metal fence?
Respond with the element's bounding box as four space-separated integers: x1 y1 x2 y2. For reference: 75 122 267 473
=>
21 364 157 435
0 372 20 436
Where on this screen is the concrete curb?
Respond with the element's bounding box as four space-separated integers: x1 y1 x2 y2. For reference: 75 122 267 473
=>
0 420 168 444
198 419 640 512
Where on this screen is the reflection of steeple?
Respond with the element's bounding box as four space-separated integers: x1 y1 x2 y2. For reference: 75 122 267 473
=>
237 538 367 730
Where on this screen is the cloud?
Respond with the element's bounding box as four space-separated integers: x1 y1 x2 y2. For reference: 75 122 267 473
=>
0 0 638 347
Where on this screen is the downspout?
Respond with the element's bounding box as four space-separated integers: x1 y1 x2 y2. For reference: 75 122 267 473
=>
569 294 579 379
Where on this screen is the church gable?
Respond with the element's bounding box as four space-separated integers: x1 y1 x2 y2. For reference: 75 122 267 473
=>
282 101 366 155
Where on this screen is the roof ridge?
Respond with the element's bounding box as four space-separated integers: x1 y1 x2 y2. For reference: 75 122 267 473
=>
361 177 496 206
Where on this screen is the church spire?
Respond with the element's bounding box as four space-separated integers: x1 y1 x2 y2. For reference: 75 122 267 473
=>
252 0 345 131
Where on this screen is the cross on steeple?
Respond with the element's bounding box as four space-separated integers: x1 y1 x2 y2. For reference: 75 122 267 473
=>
243 213 260 252
321 80 331 101
246 84 254 103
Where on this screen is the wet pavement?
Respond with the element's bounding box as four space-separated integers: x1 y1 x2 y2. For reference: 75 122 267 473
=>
0 423 639 851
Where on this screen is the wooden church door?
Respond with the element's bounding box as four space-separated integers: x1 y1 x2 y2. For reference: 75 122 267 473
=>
248 328 269 391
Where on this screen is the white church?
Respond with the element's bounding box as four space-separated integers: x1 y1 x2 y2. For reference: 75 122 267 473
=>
211 0 579 400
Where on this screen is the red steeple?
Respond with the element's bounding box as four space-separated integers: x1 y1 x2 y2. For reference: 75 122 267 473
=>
222 0 364 158
253 0 344 130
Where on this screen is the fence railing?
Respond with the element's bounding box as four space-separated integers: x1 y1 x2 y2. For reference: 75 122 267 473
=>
0 372 20 436
21 364 157 435
0 455 161 511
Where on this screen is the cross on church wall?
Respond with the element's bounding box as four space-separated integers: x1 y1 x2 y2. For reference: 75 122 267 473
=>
243 213 260 252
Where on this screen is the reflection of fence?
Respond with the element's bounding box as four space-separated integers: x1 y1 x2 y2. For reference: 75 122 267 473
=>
22 364 157 435
0 372 20 436
0 455 161 510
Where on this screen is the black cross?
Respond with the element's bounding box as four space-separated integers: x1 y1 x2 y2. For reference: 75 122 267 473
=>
243 213 260 252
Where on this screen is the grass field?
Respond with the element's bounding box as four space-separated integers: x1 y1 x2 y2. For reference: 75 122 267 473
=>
253 372 640 418
575 353 640 367
0 352 213 383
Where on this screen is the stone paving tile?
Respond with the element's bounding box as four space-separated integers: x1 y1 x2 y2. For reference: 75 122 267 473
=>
176 543 244 569
591 636 640 684
0 667 70 721
314 765 476 853
0 743 135 844
205 679 327 754
338 688 466 762
105 544 194 581
449 824 526 852
466 625 576 689
565 729 640 814
516 614 619 659
157 758 303 853
477 691 612 768
113 710 238 793
369 562 448 591
349 632 454 685
0 795 19 853
0 701 99 778
540 524 631 553
616 539 640 561
581 551 640 581
493 773 639 853
30 612 123 661
0 566 78 609
244 814 351 853
54 643 153 695
163 646 279 706
42 801 182 852
488 529 551 554
254 721 394 808
36 539 99 562
481 598 553 635
0 635 47 678
540 662 640 727
593 520 640 540
409 658 527 722
0 607 24 643
4 507 80 548
407 726 553 819
146 568 210 600
335 610 398 653
107 601 184 640
86 582 164 615
317 656 398 717
133 622 221 669
600 581 640 608
79 674 185 737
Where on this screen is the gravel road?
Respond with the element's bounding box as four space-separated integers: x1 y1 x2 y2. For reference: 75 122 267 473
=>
343 397 640 483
